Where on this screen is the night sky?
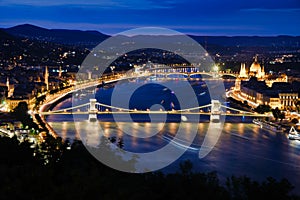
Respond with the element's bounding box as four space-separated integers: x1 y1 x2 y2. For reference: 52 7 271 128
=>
0 0 300 36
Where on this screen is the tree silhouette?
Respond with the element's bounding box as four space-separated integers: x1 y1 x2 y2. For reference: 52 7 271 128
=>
296 100 300 112
12 102 38 130
254 104 271 114
279 112 285 122
271 107 281 121
291 118 298 124
0 136 298 199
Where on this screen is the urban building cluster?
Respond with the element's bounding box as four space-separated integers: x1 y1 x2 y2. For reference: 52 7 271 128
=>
0 66 74 112
234 56 299 110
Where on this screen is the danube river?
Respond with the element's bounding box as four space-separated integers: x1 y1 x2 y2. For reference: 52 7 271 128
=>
46 79 300 192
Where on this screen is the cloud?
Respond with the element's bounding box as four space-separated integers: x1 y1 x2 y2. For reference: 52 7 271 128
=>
241 8 300 12
165 25 262 31
0 0 174 9
0 0 299 36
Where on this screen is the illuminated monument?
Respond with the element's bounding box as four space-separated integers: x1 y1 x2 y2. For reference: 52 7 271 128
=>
249 55 265 78
233 56 296 110
235 55 287 91
238 63 247 78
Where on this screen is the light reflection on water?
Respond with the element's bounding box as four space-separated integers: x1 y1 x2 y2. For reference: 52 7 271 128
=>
48 120 300 194
46 80 300 193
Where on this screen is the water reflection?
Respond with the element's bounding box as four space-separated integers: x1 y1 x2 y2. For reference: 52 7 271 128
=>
199 122 223 158
61 122 68 140
48 121 300 192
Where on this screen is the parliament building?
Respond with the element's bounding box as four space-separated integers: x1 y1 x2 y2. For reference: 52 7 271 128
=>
234 56 298 110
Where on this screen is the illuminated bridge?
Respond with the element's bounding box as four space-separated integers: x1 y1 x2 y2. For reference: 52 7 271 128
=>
146 66 238 79
39 99 271 122
37 67 247 123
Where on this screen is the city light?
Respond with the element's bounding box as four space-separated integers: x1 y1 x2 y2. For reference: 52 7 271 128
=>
0 20 300 199
213 65 219 72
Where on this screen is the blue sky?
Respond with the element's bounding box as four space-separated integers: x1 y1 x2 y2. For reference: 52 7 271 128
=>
0 0 300 35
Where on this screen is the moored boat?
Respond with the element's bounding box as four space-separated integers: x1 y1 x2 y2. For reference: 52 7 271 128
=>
253 118 261 125
253 119 284 133
288 126 300 140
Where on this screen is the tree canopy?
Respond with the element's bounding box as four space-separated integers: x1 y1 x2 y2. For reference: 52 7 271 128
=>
0 136 298 200
254 104 271 114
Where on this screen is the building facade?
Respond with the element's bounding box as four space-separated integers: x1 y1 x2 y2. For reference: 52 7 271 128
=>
233 56 297 110
6 98 29 111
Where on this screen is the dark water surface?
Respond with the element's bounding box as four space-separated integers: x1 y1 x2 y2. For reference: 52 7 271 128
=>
46 79 300 193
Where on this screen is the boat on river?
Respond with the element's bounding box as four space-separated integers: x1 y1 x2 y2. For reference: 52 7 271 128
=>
199 92 206 96
253 119 284 133
148 76 157 81
288 126 300 140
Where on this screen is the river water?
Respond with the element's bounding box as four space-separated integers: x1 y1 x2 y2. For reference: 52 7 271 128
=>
46 79 300 193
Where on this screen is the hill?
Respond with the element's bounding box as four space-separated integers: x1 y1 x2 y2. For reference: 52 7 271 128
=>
4 24 109 47
3 24 300 48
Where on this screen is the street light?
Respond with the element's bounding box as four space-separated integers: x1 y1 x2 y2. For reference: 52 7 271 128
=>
213 65 219 78
213 65 219 72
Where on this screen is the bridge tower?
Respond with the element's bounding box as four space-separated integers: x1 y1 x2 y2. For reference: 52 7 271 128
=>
88 99 97 122
210 100 221 122
88 71 92 80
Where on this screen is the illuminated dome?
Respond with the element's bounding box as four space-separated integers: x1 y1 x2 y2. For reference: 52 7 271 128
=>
250 56 261 73
250 61 261 72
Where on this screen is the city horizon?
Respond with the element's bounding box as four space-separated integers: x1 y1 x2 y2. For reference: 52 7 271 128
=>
1 1 300 199
1 0 299 36
2 23 300 37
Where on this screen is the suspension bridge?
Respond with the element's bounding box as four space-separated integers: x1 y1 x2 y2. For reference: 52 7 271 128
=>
39 99 271 122
37 66 252 123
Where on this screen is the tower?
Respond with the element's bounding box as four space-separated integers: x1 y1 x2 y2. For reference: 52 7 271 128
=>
236 63 247 91
239 63 247 78
254 54 258 62
58 66 62 78
261 65 265 78
250 55 262 78
210 100 221 122
6 77 14 98
88 99 98 122
45 66 49 91
88 71 92 80
6 77 9 91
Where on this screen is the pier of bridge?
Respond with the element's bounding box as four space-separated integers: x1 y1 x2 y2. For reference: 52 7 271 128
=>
39 98 271 122
210 100 222 122
89 99 98 122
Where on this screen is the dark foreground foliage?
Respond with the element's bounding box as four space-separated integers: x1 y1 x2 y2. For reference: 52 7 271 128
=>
0 137 299 200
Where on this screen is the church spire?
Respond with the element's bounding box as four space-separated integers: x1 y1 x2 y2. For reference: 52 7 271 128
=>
254 54 258 62
45 66 49 91
261 65 265 78
239 63 247 78
6 77 9 90
58 66 62 78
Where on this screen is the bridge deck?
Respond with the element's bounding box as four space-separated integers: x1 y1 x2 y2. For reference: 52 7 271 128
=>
39 111 269 117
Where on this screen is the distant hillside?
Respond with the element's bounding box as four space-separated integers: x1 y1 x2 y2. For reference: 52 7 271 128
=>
190 35 300 47
3 24 300 48
0 27 90 67
3 24 109 47
0 29 15 40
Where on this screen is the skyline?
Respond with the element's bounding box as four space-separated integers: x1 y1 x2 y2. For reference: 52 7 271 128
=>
0 0 299 36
